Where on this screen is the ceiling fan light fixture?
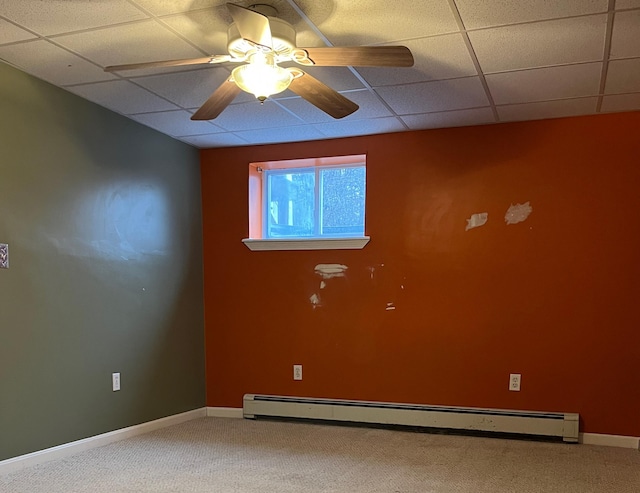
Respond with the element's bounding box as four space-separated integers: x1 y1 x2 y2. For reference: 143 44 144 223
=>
232 52 292 102
106 3 414 120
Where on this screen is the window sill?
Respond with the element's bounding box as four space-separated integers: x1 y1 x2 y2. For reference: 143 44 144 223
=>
242 237 370 251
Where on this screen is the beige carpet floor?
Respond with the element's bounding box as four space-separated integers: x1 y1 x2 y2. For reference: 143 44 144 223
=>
1 417 639 492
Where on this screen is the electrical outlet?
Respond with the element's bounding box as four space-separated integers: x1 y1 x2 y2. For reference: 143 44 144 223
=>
509 373 521 391
293 364 302 381
112 372 121 391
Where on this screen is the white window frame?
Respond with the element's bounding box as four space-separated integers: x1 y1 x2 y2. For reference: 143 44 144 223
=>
242 154 370 251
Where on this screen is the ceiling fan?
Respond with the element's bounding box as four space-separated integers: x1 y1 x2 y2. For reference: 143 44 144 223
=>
104 3 414 120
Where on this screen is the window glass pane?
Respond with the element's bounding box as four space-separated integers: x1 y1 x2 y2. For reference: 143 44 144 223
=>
266 170 315 238
321 166 366 236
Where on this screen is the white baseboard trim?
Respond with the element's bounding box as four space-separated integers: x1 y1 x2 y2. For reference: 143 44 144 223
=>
580 432 640 449
0 407 206 476
206 407 243 418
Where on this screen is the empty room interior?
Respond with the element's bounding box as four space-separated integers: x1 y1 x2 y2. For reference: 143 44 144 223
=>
1 0 639 491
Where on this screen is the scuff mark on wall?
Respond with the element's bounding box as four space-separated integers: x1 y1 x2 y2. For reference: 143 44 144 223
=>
505 202 533 225
310 264 349 308
385 302 396 311
368 263 385 280
315 264 348 279
465 212 488 231
309 293 322 309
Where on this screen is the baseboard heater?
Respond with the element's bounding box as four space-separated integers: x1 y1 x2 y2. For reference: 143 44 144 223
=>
243 394 579 443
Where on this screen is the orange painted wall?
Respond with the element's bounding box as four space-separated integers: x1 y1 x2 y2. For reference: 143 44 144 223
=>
201 112 640 436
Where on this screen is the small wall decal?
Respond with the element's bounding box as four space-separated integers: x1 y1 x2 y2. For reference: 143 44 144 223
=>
0 243 8 269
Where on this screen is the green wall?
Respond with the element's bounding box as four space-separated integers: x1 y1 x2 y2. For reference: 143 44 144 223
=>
0 62 205 461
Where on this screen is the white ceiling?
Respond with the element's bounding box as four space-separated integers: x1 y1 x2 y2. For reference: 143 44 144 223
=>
1 0 639 149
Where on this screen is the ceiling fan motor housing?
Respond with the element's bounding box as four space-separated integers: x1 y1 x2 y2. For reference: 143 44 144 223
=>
227 16 296 59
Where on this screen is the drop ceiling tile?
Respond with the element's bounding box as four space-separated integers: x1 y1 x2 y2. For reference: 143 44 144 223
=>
271 66 364 100
456 0 608 29
616 0 640 9
132 0 301 20
312 116 406 139
375 77 489 115
134 67 232 108
54 20 205 69
234 125 327 145
601 93 640 112
67 80 179 114
179 132 249 148
211 100 304 131
497 97 598 122
357 34 477 87
277 90 392 124
610 11 640 58
0 19 37 44
159 10 230 54
605 58 640 93
0 40 116 85
0 0 149 36
468 15 607 73
295 0 458 45
131 110 222 137
486 63 602 105
130 0 222 16
288 66 365 92
401 108 496 130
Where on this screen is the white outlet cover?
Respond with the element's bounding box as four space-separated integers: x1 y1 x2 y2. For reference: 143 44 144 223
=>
509 373 521 391
293 364 302 381
112 372 121 391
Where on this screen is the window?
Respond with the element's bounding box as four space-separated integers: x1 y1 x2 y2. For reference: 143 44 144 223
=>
265 165 365 238
243 155 370 251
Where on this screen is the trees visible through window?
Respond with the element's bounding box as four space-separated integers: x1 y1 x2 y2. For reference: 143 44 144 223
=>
265 164 365 238
245 154 368 249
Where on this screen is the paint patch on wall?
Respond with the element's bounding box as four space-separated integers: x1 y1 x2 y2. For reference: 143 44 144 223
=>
385 302 396 311
505 202 533 225
315 264 348 279
465 212 488 231
309 293 322 308
0 243 8 269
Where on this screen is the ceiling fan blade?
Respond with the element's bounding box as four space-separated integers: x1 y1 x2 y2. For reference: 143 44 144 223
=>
299 46 414 67
191 76 241 120
288 71 358 119
104 55 231 72
227 3 272 49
